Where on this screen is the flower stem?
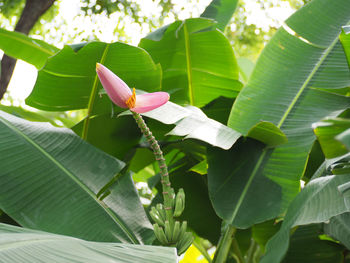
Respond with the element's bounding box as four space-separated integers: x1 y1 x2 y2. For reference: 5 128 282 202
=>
131 112 174 219
213 225 236 263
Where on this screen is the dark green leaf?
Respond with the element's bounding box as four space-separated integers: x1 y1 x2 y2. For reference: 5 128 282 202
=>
225 0 350 227
261 174 350 263
324 212 350 249
207 138 282 228
282 224 343 263
73 114 141 159
0 111 153 244
0 223 176 263
252 220 281 252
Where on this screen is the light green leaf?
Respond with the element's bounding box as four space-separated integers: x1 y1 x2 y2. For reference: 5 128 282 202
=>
0 223 176 263
200 0 239 32
337 128 350 150
220 0 350 227
0 111 153 244
324 212 350 250
139 18 242 107
247 121 288 147
261 174 350 263
340 26 350 68
0 28 59 68
237 57 255 84
140 101 241 150
313 118 350 159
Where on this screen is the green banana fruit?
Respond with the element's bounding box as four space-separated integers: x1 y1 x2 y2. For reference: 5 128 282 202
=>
156 203 167 222
178 221 187 241
164 220 173 243
173 188 185 217
176 232 193 255
153 223 168 244
172 221 181 242
149 207 165 226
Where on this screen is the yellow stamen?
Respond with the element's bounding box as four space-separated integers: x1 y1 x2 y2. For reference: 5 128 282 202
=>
125 88 136 108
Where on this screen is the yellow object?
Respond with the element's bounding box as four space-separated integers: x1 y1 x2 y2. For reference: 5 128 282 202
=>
180 245 209 263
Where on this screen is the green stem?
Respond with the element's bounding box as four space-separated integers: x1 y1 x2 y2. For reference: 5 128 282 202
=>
132 112 174 220
246 240 258 263
213 225 236 263
232 237 245 263
193 238 212 263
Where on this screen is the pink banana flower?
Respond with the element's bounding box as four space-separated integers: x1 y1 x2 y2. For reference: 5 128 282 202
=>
96 63 169 113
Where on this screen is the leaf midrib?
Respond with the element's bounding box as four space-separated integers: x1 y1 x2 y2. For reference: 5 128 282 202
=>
183 22 194 105
82 43 110 140
277 31 339 128
228 30 342 225
0 115 138 244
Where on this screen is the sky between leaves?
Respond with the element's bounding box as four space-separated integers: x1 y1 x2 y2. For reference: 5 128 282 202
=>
0 0 296 105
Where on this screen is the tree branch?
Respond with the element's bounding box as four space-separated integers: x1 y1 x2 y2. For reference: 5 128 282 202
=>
0 0 56 100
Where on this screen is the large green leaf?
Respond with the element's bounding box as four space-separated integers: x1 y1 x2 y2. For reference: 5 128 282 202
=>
282 224 344 263
0 28 59 68
0 111 153 244
200 0 239 32
324 212 350 250
218 0 350 227
207 138 282 228
0 223 176 263
261 174 350 263
139 18 242 107
25 41 161 144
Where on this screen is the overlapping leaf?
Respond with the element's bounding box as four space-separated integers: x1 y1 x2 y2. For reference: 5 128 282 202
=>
0 224 176 263
0 111 153 244
313 118 350 159
261 174 350 263
282 224 344 263
324 212 350 250
200 0 239 32
26 42 161 112
209 0 350 228
139 18 242 107
140 101 241 150
25 41 161 154
0 28 59 68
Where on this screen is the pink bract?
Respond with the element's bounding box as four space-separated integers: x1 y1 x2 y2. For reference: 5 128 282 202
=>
96 63 169 113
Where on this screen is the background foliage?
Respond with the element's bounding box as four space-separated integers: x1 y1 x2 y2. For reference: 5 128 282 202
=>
1 0 350 262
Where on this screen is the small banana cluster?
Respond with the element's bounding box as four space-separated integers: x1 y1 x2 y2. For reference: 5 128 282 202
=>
149 188 193 255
